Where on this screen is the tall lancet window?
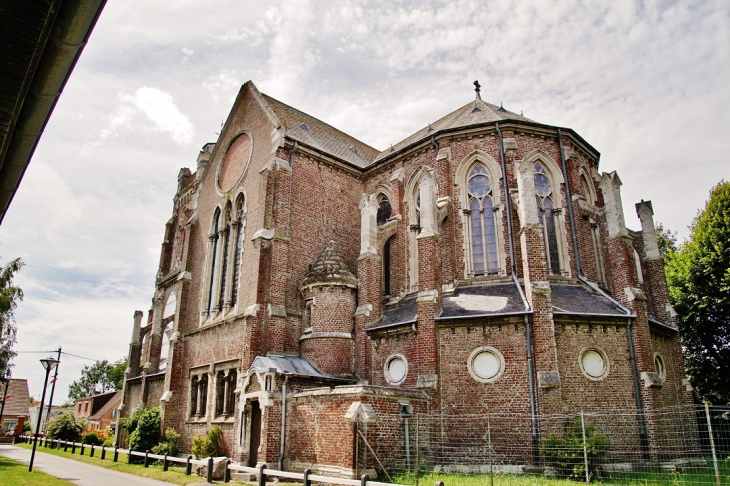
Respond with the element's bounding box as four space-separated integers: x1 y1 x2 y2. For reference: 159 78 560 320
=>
534 163 561 275
218 206 232 312
468 164 499 275
230 195 245 308
207 208 221 316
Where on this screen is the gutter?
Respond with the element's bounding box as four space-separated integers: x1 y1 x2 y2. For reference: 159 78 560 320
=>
278 376 288 471
0 0 108 224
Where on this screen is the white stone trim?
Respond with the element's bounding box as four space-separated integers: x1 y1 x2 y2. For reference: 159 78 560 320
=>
467 346 506 383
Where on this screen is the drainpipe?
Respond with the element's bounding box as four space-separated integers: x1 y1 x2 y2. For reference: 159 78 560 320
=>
278 376 288 471
557 128 582 278
557 130 649 458
496 122 537 454
626 318 649 459
286 141 298 237
430 135 439 154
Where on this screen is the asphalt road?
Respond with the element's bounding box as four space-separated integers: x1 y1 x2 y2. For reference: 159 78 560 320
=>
0 444 190 486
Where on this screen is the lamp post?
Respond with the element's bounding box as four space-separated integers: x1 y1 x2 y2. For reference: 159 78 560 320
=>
29 357 58 472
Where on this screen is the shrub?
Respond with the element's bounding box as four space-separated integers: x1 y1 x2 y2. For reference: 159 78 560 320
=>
192 425 222 459
540 417 610 480
103 436 115 447
151 427 181 457
81 431 102 445
127 407 161 453
45 412 88 442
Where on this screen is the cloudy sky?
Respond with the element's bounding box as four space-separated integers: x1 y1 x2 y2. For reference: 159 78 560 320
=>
1 0 728 403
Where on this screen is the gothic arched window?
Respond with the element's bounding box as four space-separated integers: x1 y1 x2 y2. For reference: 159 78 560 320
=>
218 205 232 312
467 164 499 275
206 208 221 316
230 195 245 308
377 196 392 226
535 163 561 275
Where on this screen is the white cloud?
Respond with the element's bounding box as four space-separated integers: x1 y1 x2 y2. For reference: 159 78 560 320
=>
120 87 194 144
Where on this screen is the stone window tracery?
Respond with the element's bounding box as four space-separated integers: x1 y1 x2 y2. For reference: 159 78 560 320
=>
535 163 561 275
218 205 232 312
214 369 237 418
190 373 209 418
230 195 245 308
467 164 499 275
205 208 222 318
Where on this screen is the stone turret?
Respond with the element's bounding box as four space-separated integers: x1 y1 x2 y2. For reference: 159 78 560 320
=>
299 241 359 377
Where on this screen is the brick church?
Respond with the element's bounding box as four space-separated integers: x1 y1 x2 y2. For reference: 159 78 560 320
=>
120 80 693 476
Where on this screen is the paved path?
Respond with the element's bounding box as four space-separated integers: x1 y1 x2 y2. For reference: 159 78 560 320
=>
0 444 199 486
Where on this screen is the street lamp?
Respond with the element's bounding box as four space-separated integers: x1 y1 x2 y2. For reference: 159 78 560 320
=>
29 357 58 472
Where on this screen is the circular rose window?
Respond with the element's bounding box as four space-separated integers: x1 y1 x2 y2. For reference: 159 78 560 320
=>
468 347 505 383
217 132 252 192
385 355 407 385
580 348 609 380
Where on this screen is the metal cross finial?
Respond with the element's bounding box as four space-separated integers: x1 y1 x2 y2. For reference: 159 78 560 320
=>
473 80 482 100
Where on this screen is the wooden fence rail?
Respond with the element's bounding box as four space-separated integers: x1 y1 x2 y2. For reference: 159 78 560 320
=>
18 435 434 486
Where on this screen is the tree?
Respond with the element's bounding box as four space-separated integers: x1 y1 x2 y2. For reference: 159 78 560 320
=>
655 221 679 262
0 257 24 381
666 180 730 404
45 412 87 441
67 357 127 400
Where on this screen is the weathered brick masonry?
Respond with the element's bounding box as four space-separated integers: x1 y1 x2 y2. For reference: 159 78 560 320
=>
120 81 694 476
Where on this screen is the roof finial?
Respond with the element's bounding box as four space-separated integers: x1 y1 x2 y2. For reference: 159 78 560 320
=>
473 80 481 100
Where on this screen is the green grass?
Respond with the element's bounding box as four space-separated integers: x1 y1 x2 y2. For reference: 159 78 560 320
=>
14 442 202 485
0 455 75 486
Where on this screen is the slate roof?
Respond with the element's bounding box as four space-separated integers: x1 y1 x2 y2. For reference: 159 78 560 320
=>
262 94 380 168
551 284 628 316
374 99 533 162
374 296 419 330
2 379 30 417
301 240 359 289
438 283 529 320
88 390 121 421
250 355 350 381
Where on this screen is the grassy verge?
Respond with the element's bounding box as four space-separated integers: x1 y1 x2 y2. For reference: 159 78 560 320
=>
0 455 76 486
14 442 202 485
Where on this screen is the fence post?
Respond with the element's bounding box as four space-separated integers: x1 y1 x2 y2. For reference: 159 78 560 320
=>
127 449 132 464
435 482 445 486
163 453 169 471
63 440 68 452
258 464 267 486
90 444 95 458
207 457 213 484
144 450 150 468
705 402 721 486
224 459 230 483
80 444 85 456
360 474 369 486
71 442 76 454
186 455 192 476
303 468 311 486
580 411 589 485
101 445 105 460
113 445 118 462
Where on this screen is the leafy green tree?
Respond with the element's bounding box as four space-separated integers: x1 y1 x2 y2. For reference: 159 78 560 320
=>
0 257 24 381
45 412 87 442
67 357 126 400
655 221 679 262
122 404 161 454
666 180 730 404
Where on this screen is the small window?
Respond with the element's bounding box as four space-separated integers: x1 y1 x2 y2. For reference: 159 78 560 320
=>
654 353 666 382
580 173 595 206
384 354 408 385
468 346 505 383
580 348 609 381
377 196 392 226
111 409 117 419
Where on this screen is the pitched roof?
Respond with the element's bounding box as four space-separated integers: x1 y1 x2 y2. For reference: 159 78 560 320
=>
551 284 627 316
88 390 122 421
261 94 380 169
2 379 30 417
374 99 532 162
75 389 119 402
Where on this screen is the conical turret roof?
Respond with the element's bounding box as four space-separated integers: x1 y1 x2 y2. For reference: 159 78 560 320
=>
300 240 359 290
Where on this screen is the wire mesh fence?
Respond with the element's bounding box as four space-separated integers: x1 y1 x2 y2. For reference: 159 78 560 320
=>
355 404 730 485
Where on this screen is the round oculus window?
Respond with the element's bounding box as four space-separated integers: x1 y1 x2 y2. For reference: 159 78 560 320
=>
218 132 252 193
468 347 505 383
385 355 407 385
580 348 608 380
